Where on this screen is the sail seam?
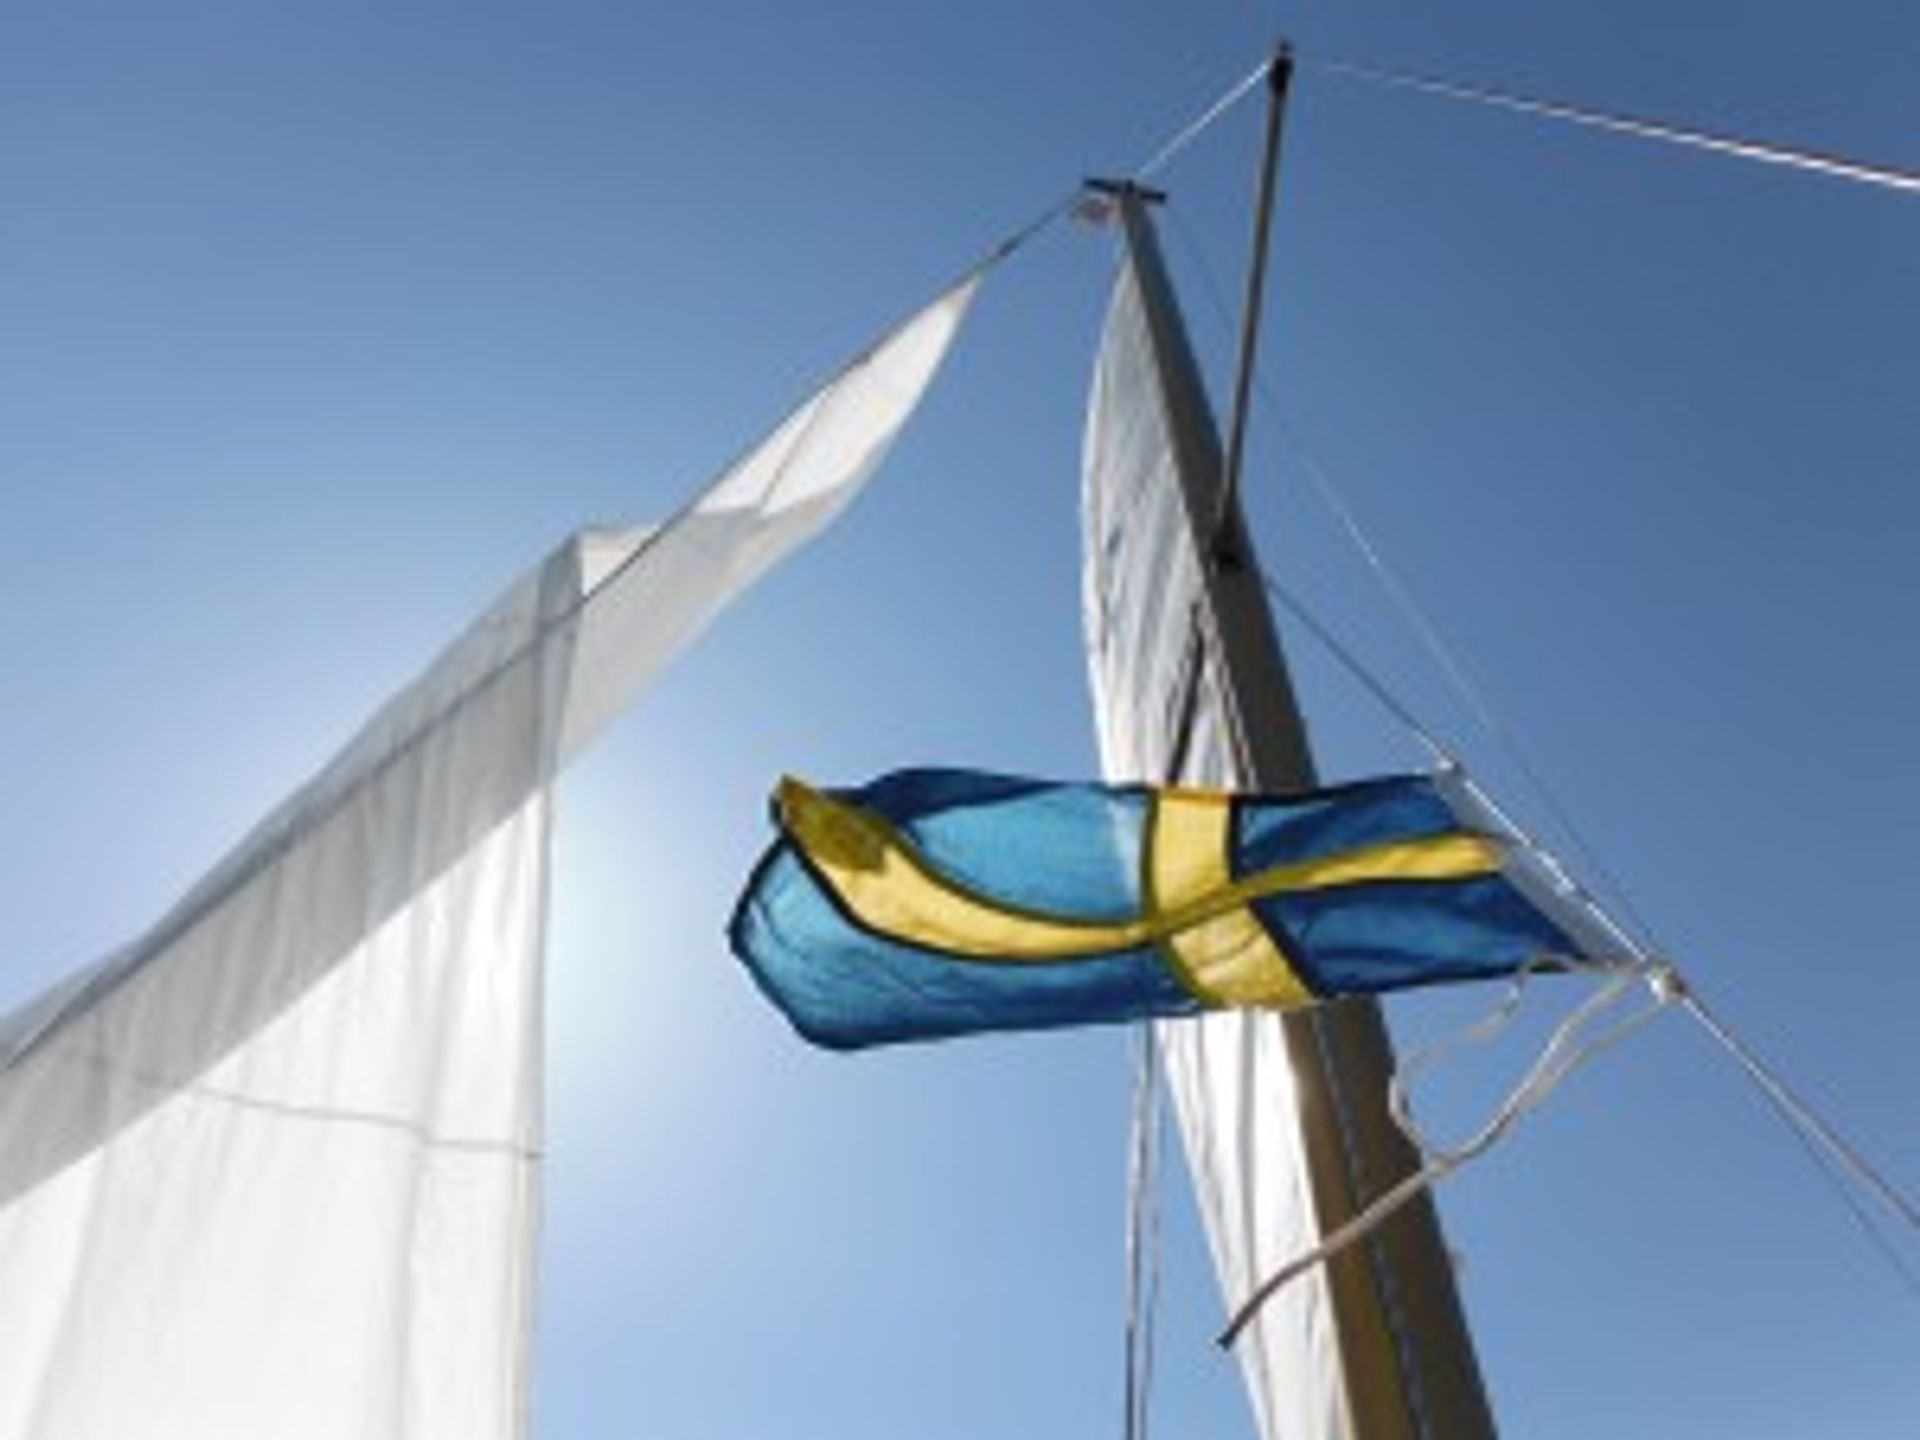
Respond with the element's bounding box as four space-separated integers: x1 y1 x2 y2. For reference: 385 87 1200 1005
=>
62 1048 543 1159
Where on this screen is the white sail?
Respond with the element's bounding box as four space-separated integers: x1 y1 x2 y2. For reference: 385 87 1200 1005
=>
0 277 978 1440
1082 253 1347 1440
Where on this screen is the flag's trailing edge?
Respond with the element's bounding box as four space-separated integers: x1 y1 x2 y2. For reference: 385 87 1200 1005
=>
730 767 1618 1049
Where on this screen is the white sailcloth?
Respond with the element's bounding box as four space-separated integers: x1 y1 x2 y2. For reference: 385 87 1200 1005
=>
1081 261 1348 1440
0 276 978 1440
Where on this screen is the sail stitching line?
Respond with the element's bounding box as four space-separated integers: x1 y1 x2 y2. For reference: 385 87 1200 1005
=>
63 1048 541 1160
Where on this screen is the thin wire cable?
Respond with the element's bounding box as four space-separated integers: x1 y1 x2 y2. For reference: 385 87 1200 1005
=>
1259 390 1920 1310
1133 57 1272 181
1163 202 1659 947
1679 991 1920 1276
1684 993 1920 1229
1156 206 1468 769
1171 203 1631 947
1405 758 1920 1302
974 190 1081 274
1157 208 1447 766
1259 574 1453 766
36 52 1279 1080
1308 54 1920 200
1150 43 1920 1318
1245 333 1920 1308
1720 1040 1920 1300
1287 429 1664 951
1260 427 1920 1303
1448 779 1920 1298
956 47 1286 291
1123 1023 1165 1440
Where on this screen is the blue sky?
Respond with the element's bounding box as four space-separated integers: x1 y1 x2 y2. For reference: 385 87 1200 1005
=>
2 3 1917 1437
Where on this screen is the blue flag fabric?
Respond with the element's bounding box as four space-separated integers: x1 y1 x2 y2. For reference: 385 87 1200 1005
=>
728 767 1610 1049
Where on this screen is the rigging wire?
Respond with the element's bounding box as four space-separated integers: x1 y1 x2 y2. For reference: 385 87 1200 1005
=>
1250 337 1920 1311
1306 54 1920 201
936 62 1273 1440
1158 163 1920 1310
1161 203 1660 948
1027 27 1920 1343
1682 995 1920 1232
1278 429 1664 952
1677 990 1920 1297
1133 58 1272 182
953 50 1276 288
1249 378 1920 1315
1122 1025 1166 1440
1259 574 1453 767
1429 765 1920 1293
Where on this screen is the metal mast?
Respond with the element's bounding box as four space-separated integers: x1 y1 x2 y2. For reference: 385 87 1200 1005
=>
1100 52 1497 1440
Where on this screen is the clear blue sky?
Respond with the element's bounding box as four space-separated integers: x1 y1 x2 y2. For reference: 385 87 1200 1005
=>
2 3 1916 1437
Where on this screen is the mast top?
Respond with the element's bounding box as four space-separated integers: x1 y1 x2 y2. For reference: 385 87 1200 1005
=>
1083 177 1167 206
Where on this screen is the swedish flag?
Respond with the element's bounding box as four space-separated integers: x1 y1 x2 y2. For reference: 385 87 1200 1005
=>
729 767 1611 1049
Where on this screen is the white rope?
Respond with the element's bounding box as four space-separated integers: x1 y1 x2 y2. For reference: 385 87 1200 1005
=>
1219 956 1678 1347
1217 957 1920 1344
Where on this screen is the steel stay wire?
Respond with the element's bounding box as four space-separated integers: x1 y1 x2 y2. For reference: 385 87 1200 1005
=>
1151 143 1920 1321
1308 53 1920 202
1255 507 1920 1308
1122 1025 1166 1440
969 25 1920 1380
1167 237 1920 1319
